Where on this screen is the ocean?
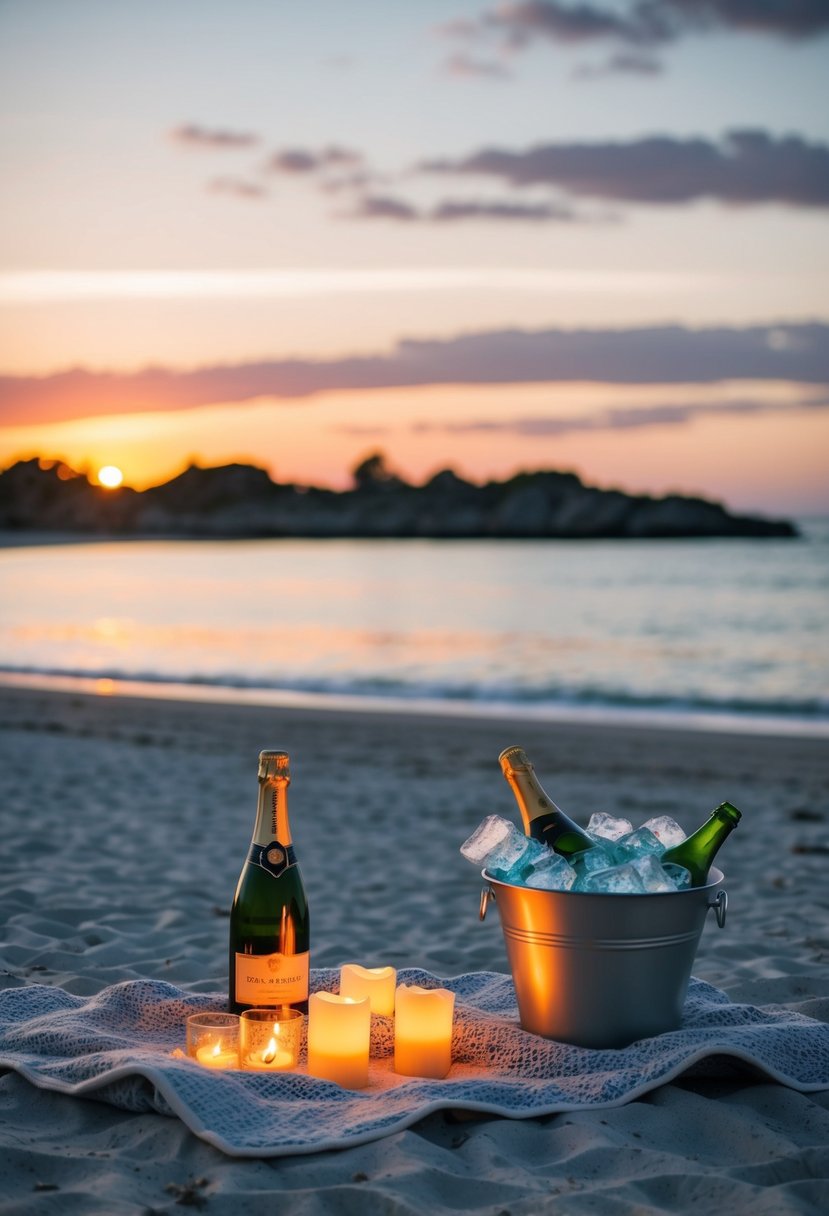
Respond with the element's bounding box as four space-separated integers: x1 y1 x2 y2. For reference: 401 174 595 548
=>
1 522 827 736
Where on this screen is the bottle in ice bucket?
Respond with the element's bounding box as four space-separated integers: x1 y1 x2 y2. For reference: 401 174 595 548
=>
229 750 310 1014
499 745 593 858
660 800 742 886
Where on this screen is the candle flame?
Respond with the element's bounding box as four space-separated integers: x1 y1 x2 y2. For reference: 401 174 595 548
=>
210 1042 221 1059
262 1037 278 1064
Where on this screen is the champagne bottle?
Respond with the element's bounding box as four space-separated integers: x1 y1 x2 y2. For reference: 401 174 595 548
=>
229 750 310 1014
499 745 593 858
661 801 742 886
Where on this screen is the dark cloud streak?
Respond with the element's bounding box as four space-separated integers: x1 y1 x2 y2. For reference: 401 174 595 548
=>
421 130 829 207
1 324 827 427
407 392 829 438
342 195 579 222
170 123 260 149
267 146 364 174
447 0 829 53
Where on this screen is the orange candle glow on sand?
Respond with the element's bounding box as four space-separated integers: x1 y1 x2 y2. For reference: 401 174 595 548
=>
339 964 397 1016
307 992 371 1089
394 985 455 1079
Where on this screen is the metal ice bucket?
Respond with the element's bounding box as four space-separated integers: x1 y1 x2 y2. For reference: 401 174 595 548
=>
479 867 727 1048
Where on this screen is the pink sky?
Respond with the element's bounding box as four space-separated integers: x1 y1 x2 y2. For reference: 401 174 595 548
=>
1 2 828 513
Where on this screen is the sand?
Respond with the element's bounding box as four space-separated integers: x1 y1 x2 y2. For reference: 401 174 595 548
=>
1 682 828 1213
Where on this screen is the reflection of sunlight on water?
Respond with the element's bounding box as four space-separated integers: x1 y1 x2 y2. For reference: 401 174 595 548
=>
94 617 132 645
95 678 115 695
0 535 827 717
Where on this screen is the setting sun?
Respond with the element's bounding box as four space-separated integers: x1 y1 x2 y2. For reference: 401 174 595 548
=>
97 465 124 489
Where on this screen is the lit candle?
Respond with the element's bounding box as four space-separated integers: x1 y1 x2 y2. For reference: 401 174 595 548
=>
394 985 455 1079
307 992 371 1089
242 1038 295 1071
186 1011 239 1069
195 1040 239 1069
239 1008 302 1072
339 964 397 1016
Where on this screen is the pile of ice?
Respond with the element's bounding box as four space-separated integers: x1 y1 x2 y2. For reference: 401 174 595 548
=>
460 811 691 894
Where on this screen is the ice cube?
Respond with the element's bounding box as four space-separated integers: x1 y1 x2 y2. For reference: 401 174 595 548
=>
662 863 692 890
579 844 616 873
489 836 549 884
459 814 549 884
640 815 686 849
581 863 646 894
613 826 664 863
524 852 577 891
460 815 515 865
586 812 634 842
632 854 675 893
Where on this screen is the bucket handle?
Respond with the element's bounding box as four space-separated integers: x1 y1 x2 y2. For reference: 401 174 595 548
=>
479 885 495 922
708 889 728 929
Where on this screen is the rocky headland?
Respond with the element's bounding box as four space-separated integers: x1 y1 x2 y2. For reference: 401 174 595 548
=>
0 454 797 540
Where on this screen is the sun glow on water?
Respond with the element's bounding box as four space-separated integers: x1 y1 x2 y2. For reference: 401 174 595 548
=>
97 465 124 488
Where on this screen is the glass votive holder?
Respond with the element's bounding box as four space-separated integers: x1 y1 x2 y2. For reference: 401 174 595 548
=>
239 1007 303 1072
186 1012 240 1069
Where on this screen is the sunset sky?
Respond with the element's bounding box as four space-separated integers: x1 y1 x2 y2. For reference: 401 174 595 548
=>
1 0 828 514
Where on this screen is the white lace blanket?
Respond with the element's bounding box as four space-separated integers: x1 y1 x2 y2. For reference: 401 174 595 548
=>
1 969 827 1158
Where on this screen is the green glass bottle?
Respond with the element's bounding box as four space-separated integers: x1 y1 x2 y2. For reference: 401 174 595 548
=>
661 801 742 886
499 745 594 858
229 750 310 1014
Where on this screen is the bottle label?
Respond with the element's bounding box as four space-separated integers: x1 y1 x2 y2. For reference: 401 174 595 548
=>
235 950 310 1004
246 841 297 879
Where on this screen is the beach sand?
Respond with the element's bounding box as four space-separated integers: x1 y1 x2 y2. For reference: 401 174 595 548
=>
1 683 828 1213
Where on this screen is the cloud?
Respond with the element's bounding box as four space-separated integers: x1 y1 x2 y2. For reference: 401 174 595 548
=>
341 195 580 222
574 50 664 77
444 52 512 78
2 324 828 427
445 0 829 53
406 392 829 437
320 170 384 195
0 267 702 303
267 145 364 174
208 177 267 199
170 123 260 149
420 129 829 207
656 0 829 39
430 199 576 221
342 194 421 221
481 1 665 49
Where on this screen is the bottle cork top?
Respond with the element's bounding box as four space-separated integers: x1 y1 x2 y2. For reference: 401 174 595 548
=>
498 745 532 777
258 750 291 780
716 800 742 825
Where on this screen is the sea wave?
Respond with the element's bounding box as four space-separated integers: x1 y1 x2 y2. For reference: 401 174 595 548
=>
2 661 827 737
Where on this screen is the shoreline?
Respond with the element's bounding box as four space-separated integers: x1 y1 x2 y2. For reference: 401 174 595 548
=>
0 527 812 551
2 669 827 740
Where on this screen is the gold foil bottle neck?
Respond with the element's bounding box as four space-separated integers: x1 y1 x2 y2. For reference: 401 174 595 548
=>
258 750 291 781
498 745 533 778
